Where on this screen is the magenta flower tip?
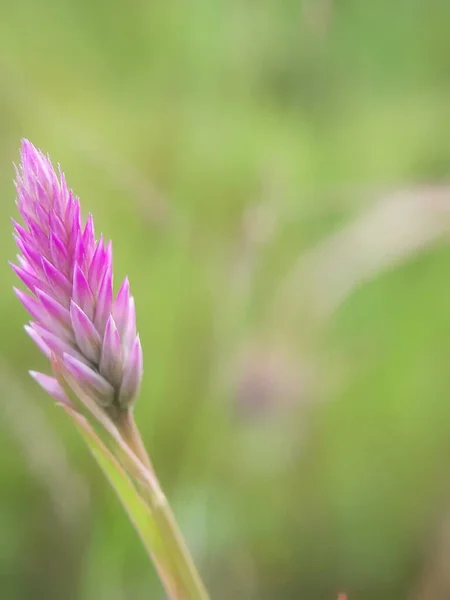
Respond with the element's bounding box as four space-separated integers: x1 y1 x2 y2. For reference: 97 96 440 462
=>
11 140 143 412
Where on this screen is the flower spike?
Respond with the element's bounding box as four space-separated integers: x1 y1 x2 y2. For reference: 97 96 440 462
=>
11 140 143 414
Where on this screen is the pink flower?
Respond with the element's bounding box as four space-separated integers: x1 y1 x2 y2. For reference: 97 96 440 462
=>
11 140 143 412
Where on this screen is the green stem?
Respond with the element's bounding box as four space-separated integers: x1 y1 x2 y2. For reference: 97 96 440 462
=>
117 411 210 600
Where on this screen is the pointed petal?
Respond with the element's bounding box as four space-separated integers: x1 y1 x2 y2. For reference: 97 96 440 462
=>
31 323 86 363
113 277 130 336
73 233 86 273
88 236 105 295
33 201 50 232
104 241 112 272
66 197 81 256
118 335 143 408
94 266 113 335
49 212 67 243
99 315 122 387
82 214 95 264
64 193 77 229
24 325 51 359
63 353 114 407
41 257 71 305
33 183 51 217
14 288 47 323
113 279 137 356
10 262 42 293
49 231 69 274
15 237 46 278
20 140 58 197
72 263 94 320
16 199 33 227
123 297 136 351
35 288 72 333
56 167 68 205
28 219 49 256
29 371 71 405
12 220 32 245
70 301 101 363
16 254 29 270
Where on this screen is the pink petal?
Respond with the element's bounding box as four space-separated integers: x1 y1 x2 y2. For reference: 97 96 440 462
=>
49 231 69 274
113 276 130 336
16 254 29 270
88 236 105 295
123 297 136 352
66 197 81 256
35 288 72 333
73 235 84 272
28 219 49 255
33 202 50 232
118 334 143 408
14 288 47 323
12 220 32 245
41 257 72 306
70 301 101 363
10 262 42 293
31 323 85 363
72 263 94 320
24 325 51 359
82 214 95 264
55 167 68 206
104 241 113 272
15 237 46 279
94 266 113 335
99 315 122 387
29 371 71 405
49 211 67 243
63 353 114 407
20 140 57 196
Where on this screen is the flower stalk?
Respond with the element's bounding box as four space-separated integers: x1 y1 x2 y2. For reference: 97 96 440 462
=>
121 411 209 600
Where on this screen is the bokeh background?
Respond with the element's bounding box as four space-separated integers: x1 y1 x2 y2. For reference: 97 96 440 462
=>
1 1 450 599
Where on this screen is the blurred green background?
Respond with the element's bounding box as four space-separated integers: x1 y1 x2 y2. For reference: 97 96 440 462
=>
1 1 450 598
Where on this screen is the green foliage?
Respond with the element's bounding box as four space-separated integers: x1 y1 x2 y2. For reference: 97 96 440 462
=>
1 1 450 598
